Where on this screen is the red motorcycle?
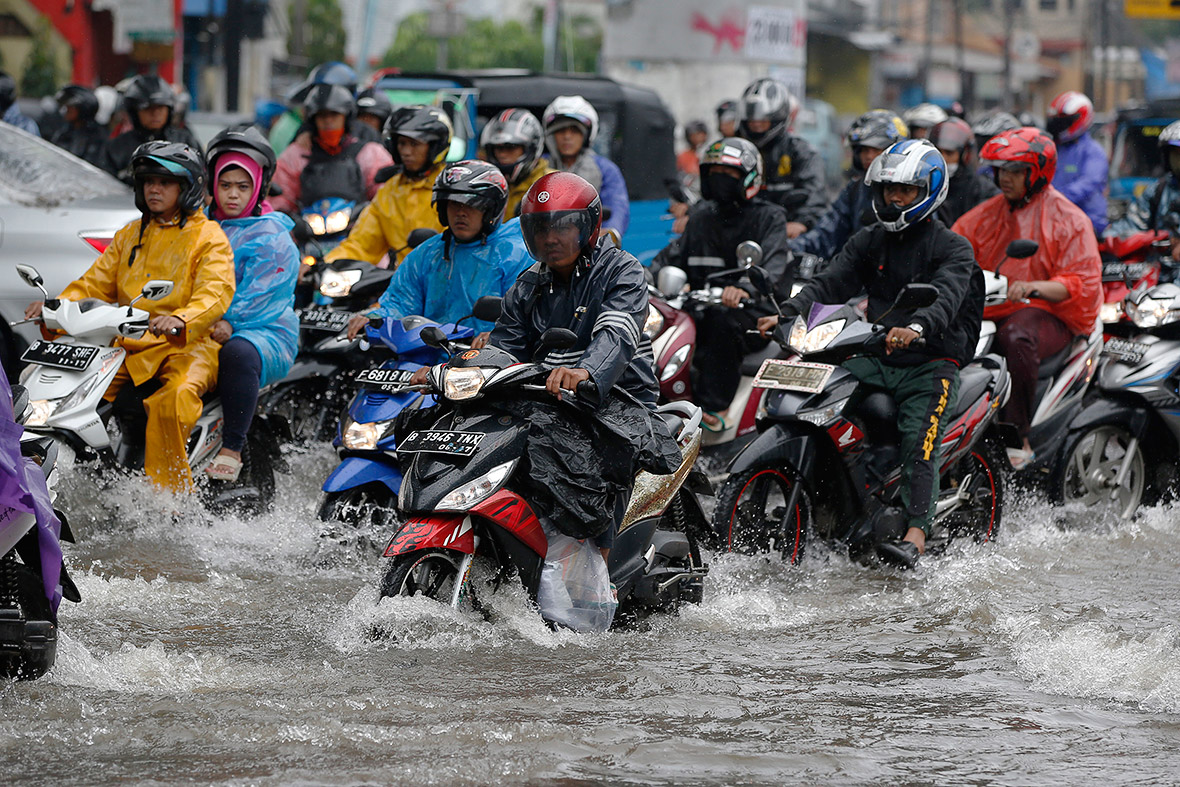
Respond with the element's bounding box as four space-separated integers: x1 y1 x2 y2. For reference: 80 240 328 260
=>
1097 230 1168 331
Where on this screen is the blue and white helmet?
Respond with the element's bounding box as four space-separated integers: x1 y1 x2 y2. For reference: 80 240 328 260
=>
865 139 949 232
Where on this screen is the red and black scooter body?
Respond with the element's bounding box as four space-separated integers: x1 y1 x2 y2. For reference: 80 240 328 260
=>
1098 230 1167 334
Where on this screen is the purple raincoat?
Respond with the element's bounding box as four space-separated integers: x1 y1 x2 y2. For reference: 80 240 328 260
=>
0 365 64 613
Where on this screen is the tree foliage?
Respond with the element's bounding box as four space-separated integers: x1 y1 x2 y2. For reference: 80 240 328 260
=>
381 11 601 73
21 16 64 97
289 0 348 67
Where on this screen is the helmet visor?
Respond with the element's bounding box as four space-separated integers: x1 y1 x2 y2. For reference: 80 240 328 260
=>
520 209 594 263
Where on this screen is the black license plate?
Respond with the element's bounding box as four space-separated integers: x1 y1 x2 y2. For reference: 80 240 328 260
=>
1104 338 1149 365
398 429 484 456
1102 261 1152 282
20 340 100 371
298 308 351 332
355 367 416 392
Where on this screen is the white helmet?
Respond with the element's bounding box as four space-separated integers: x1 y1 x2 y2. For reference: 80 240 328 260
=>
542 95 599 148
865 139 950 232
902 103 949 131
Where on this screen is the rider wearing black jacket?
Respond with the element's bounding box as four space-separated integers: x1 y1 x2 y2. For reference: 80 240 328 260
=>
763 140 982 567
929 117 1000 227
653 138 789 420
49 85 107 168
102 76 201 184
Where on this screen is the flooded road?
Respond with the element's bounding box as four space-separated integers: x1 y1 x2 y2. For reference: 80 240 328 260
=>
3 446 1180 785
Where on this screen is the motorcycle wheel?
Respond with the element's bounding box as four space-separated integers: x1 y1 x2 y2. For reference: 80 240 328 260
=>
378 549 466 602
712 465 811 564
1054 424 1145 521
265 380 333 445
937 438 1005 544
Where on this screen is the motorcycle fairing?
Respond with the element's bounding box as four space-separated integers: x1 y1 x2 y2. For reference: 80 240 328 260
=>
322 456 403 494
469 489 548 556
383 514 475 557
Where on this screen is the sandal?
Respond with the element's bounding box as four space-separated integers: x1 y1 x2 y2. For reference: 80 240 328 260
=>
702 411 728 433
1006 447 1036 471
204 454 242 483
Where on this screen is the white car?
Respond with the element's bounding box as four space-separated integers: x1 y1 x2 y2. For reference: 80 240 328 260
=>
0 122 139 375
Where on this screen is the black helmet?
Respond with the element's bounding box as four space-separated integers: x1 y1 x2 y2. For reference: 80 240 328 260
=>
129 141 206 217
54 84 99 122
0 71 15 114
122 75 177 130
699 137 764 203
356 87 393 127
432 160 510 238
479 108 544 185
847 109 908 170
971 110 1021 152
715 99 738 128
385 105 453 176
737 77 797 149
303 83 356 124
286 61 358 105
205 125 277 215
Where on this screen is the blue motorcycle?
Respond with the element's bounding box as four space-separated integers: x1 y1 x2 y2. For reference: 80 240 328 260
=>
317 314 475 540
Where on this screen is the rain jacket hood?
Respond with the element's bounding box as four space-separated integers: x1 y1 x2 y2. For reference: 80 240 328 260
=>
216 211 300 386
324 164 446 266
371 217 534 333
952 185 1102 336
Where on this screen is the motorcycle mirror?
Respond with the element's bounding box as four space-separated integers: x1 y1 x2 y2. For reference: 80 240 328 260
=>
472 296 502 323
16 264 44 291
407 228 439 249
656 266 688 299
736 240 763 267
1005 239 1039 259
420 326 449 350
140 280 175 301
292 219 314 246
539 327 578 352
746 266 775 297
892 283 940 311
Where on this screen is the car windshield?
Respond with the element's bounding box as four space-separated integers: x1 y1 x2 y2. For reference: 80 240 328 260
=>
0 124 130 207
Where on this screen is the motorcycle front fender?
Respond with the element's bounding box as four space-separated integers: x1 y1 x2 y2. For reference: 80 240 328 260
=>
322 456 402 494
384 514 475 557
1068 396 1149 438
727 422 817 481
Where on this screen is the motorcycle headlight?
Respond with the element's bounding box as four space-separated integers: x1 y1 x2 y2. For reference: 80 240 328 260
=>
1127 297 1180 328
788 317 845 355
443 367 487 401
643 304 664 338
1099 301 1124 325
342 419 393 450
660 344 690 382
306 213 327 236
324 208 353 235
24 399 58 427
320 268 362 298
437 460 515 511
797 397 849 426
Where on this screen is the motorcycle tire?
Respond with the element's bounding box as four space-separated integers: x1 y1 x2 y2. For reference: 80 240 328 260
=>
378 548 466 602
1052 424 1145 521
317 486 400 553
936 437 1005 544
0 550 57 681
712 465 811 564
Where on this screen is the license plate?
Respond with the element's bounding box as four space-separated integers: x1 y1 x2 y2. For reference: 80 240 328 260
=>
753 358 835 393
298 308 351 332
1104 338 1149 365
1102 261 1152 282
355 367 416 392
20 340 100 371
398 429 484 456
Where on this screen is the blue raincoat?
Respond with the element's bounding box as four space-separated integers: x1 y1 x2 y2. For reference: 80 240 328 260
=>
217 212 300 386
0 364 63 612
1053 134 1109 235
371 217 534 333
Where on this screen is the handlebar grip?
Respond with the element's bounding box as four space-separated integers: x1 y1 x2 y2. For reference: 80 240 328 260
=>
739 298 755 308
169 326 183 336
575 378 601 407
912 337 927 348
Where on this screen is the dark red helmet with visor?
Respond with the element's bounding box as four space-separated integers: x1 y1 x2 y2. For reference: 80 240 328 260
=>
519 171 602 263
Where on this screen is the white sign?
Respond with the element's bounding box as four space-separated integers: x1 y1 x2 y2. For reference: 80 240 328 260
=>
745 5 807 66
92 0 174 54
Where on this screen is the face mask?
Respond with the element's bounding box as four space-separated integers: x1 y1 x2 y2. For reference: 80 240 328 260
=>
705 172 745 204
945 163 959 178
317 127 346 152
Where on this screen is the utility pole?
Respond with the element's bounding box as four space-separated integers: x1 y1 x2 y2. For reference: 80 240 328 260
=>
1002 0 1015 107
954 0 968 109
292 0 307 69
923 0 936 101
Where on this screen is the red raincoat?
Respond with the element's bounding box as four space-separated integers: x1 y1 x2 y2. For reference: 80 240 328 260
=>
952 185 1102 336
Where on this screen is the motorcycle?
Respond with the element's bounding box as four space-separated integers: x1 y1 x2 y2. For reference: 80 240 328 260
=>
1096 230 1167 331
377 320 710 626
1053 281 1180 519
647 241 784 461
713 269 1012 567
1 384 80 679
12 265 277 514
294 197 368 308
977 240 1104 476
317 313 475 540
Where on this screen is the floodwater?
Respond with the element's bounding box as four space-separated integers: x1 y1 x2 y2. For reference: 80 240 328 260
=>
3 446 1180 785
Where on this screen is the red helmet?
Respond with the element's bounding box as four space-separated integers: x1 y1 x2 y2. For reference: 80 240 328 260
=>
519 171 602 262
1046 91 1094 144
980 127 1057 201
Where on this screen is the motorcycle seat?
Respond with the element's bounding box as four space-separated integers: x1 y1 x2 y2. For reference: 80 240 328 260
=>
948 364 994 420
739 342 785 377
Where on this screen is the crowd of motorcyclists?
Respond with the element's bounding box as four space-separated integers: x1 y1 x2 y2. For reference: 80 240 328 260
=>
7 57 1179 648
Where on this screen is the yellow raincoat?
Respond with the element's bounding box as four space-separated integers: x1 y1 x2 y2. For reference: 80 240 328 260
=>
324 165 445 267
59 211 235 492
505 160 552 220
